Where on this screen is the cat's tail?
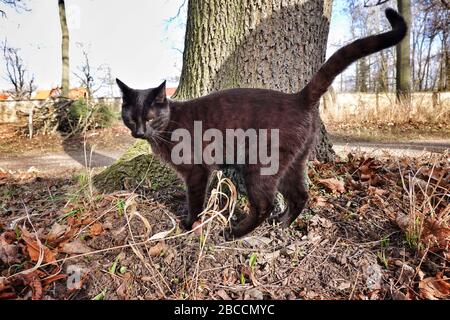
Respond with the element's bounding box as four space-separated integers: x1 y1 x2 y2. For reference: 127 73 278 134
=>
299 8 407 106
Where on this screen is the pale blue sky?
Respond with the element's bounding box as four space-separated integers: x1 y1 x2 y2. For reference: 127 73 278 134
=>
0 0 353 96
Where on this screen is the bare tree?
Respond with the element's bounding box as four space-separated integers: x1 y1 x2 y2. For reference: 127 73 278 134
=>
1 40 35 99
0 0 28 18
58 0 70 97
73 45 109 99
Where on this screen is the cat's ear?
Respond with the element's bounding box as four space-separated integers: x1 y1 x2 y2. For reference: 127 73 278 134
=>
155 80 166 104
116 78 132 99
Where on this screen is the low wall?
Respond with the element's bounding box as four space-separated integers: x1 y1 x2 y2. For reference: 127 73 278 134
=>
0 98 122 124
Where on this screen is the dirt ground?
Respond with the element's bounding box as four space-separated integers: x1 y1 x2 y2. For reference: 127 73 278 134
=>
0 123 449 300
1 122 449 173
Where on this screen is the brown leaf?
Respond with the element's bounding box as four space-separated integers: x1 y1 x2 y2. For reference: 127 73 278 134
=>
310 196 331 208
368 186 387 196
419 273 450 300
149 242 167 257
422 219 450 252
42 274 67 287
318 178 345 194
216 289 232 300
21 228 56 264
0 231 20 265
116 272 132 299
13 272 43 300
89 223 103 237
192 220 203 236
59 240 92 255
44 223 67 243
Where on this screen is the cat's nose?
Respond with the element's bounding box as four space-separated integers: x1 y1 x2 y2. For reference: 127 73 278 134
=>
134 129 145 138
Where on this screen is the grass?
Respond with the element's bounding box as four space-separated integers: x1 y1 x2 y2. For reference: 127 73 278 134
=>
321 92 450 126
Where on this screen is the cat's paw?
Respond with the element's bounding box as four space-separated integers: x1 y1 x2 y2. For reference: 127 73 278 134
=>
267 213 292 228
180 217 194 230
220 228 235 241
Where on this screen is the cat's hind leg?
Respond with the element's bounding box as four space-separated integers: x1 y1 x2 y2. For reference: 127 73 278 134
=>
222 172 276 240
269 155 309 228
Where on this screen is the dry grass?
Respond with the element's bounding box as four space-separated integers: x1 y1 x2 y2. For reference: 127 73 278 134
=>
321 92 450 125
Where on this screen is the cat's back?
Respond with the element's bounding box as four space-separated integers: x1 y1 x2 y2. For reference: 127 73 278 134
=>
201 87 295 104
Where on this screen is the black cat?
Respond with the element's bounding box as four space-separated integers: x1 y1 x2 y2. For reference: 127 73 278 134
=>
117 9 406 240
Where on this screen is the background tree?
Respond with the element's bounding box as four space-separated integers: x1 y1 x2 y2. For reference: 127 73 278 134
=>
0 0 28 18
396 0 412 105
58 0 70 97
95 0 335 191
73 44 109 99
175 0 334 162
1 40 35 99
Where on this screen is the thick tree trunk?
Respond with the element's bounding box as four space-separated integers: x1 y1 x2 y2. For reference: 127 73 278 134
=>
58 0 70 98
175 0 334 161
396 0 411 105
95 0 335 192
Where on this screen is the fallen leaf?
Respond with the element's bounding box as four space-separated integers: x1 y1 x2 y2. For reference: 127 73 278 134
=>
60 240 92 254
421 218 450 252
192 220 203 236
116 272 132 299
419 273 450 300
149 242 167 257
0 231 20 265
89 223 103 237
216 289 232 300
21 228 56 264
42 274 67 287
318 178 345 193
45 223 67 243
368 186 387 196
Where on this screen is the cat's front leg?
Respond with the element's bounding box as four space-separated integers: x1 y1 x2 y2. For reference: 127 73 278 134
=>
181 167 209 230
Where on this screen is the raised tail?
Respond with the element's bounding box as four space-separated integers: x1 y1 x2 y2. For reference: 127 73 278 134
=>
300 8 407 105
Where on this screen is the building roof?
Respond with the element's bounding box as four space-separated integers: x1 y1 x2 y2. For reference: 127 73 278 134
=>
166 87 177 97
0 92 11 101
33 88 88 100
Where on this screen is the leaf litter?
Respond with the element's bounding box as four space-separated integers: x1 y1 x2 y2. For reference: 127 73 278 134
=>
0 152 448 300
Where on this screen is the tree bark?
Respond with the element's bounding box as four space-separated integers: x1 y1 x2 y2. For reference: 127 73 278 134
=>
58 0 70 98
175 0 334 161
95 0 335 192
396 0 411 105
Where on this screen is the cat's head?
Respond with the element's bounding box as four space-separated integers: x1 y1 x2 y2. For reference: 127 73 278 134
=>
116 78 170 140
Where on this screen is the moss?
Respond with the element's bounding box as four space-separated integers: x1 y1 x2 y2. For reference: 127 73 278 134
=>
93 140 182 193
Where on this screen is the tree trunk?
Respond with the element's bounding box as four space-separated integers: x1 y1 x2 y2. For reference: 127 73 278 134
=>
58 0 70 98
95 0 335 192
175 0 334 161
396 0 411 105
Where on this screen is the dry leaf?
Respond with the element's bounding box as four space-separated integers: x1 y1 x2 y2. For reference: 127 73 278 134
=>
117 273 132 299
368 186 387 196
89 223 103 237
21 228 56 264
60 240 92 254
0 231 20 265
149 242 167 256
318 178 345 193
419 273 450 300
216 289 232 300
192 220 203 236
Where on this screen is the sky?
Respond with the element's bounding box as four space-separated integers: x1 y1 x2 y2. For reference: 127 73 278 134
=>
0 0 353 96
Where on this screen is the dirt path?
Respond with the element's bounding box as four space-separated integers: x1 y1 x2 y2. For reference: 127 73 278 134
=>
0 139 449 172
333 139 450 158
